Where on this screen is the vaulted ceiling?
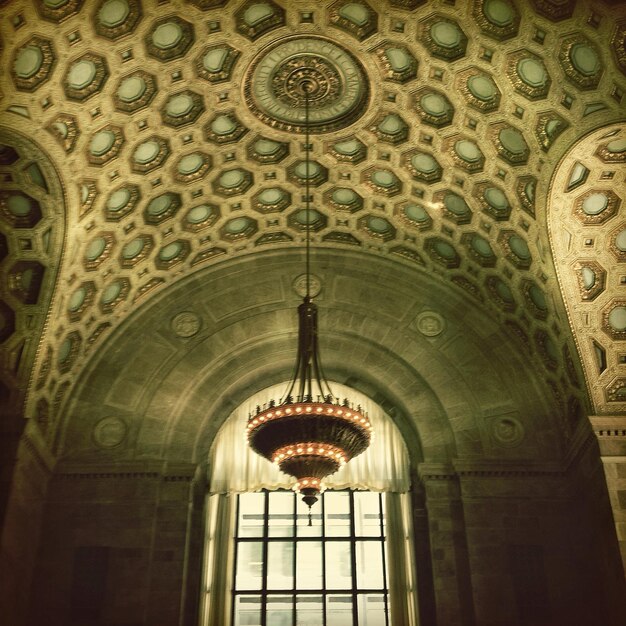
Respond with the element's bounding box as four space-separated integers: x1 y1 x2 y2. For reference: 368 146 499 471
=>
0 0 624 460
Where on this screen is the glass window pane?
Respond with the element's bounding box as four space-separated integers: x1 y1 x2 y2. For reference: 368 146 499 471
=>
237 492 265 538
296 495 322 537
326 594 353 626
266 594 293 626
296 541 323 590
235 542 263 590
267 541 294 590
268 491 295 537
296 594 323 626
324 491 351 537
233 594 262 626
357 593 387 626
354 491 382 537
356 541 384 589
325 541 352 589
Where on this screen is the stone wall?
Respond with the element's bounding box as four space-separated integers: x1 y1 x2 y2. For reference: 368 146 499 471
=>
27 461 203 626
419 439 626 626
0 421 53 625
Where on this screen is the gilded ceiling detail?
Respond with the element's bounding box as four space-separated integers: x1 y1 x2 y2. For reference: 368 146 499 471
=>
549 123 626 413
0 0 624 435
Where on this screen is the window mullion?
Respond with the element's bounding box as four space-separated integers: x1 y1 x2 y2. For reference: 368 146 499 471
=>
292 491 296 626
349 489 358 626
261 490 269 626
380 493 390 626
231 495 241 626
321 491 327 626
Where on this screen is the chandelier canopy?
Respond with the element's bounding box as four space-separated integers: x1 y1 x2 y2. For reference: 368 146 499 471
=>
246 76 372 513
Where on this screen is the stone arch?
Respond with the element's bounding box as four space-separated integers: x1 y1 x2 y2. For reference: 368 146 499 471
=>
0 127 66 420
547 122 626 414
60 248 563 469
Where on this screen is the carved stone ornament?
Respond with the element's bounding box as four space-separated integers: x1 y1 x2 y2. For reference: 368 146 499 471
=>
93 416 128 448
244 37 369 134
415 310 445 337
293 274 322 298
171 311 202 338
491 416 524 447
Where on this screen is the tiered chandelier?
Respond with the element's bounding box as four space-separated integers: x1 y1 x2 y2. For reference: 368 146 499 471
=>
246 79 372 515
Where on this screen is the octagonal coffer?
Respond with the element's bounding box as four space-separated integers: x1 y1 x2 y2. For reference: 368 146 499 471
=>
247 137 289 164
0 191 43 228
369 112 409 145
559 35 603 90
162 90 205 128
412 88 454 128
328 138 367 164
12 36 56 92
362 168 402 196
419 14 468 61
120 234 154 268
63 53 109 102
84 232 116 270
573 189 621 226
205 111 248 144
457 66 501 112
357 214 396 242
425 237 461 268
395 201 433 231
87 125 125 166
67 281 96 321
235 0 285 40
8 260 46 304
196 43 240 83
145 17 195 61
374 43 418 83
174 152 212 183
220 216 259 240
328 0 378 41
156 240 191 269
474 0 520 40
94 0 142 39
104 184 140 221
573 261 605 302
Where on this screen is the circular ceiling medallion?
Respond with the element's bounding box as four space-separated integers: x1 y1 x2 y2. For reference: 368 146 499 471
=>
171 311 201 338
491 416 524 447
293 273 322 298
93 416 127 449
415 311 445 337
244 37 369 134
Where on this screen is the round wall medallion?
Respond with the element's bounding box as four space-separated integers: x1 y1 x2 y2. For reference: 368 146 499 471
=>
171 311 201 337
293 273 322 298
93 416 127 449
415 311 445 337
244 37 369 134
492 417 524 447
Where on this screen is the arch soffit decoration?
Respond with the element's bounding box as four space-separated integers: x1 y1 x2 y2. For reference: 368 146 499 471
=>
0 127 66 419
60 250 563 467
548 123 626 415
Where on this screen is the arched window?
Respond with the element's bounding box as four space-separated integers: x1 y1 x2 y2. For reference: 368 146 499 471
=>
200 382 418 626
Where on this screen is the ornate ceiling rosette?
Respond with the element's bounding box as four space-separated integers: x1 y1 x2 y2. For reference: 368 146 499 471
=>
244 36 370 134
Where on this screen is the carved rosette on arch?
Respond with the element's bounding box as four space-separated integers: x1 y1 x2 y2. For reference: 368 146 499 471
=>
244 37 369 134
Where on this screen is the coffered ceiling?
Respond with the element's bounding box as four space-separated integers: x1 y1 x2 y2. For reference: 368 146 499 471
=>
0 0 624 450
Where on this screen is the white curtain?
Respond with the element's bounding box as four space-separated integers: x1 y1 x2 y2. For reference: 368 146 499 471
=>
209 381 410 494
201 381 419 625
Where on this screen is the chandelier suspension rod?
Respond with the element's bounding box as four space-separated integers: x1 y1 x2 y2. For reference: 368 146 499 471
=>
304 83 311 301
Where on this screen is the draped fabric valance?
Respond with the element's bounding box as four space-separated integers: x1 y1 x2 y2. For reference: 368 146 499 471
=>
209 381 410 493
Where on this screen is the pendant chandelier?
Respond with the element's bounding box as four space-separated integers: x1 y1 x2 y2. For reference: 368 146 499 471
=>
247 79 372 514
